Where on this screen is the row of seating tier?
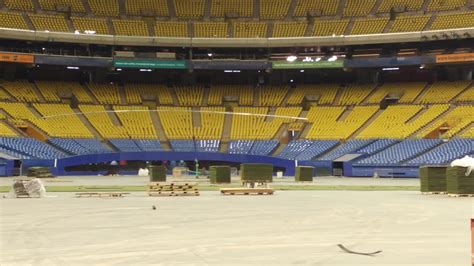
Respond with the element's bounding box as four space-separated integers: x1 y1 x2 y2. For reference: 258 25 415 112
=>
124 84 174 105
417 81 471 104
87 83 121 105
0 12 29 30
78 105 129 139
365 82 426 104
0 11 473 36
305 106 379 140
174 85 204 105
277 140 338 160
0 80 40 102
287 84 339 105
49 138 110 155
355 139 443 165
109 139 142 152
195 107 225 139
36 81 94 103
357 139 400 154
318 139 374 161
210 0 253 17
3 0 34 11
357 104 449 139
228 139 281 155
207 85 253 105
416 105 474 138
427 0 467 11
343 0 377 16
260 0 291 19
230 107 273 140
113 106 157 139
174 0 205 19
195 139 220 152
0 121 18 137
170 139 194 151
0 137 67 159
88 0 120 16
406 138 473 166
259 86 288 106
455 86 473 102
157 106 193 139
38 0 85 13
336 84 375 105
377 0 424 13
125 0 169 17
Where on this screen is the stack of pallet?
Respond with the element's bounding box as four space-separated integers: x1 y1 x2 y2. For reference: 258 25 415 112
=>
419 166 447 194
447 166 474 197
27 167 53 178
147 182 200 196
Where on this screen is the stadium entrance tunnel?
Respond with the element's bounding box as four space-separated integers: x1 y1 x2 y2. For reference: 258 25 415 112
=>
54 151 296 176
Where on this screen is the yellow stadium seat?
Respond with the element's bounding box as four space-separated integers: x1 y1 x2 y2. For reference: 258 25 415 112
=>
260 0 290 19
312 19 349 36
0 12 29 30
357 104 449 139
233 22 267 38
29 14 69 32
114 106 157 139
79 104 128 138
157 106 193 139
194 107 225 139
175 86 204 105
344 0 377 16
71 17 110 35
417 106 473 138
366 82 426 104
294 0 338 17
454 86 473 103
0 102 93 138
428 0 466 11
259 86 288 106
0 80 40 102
155 21 188 37
194 22 227 37
87 83 121 105
36 81 94 103
208 85 253 106
272 21 307 37
210 0 253 17
417 81 470 104
377 0 424 13
430 11 474 30
305 106 379 140
0 121 17 137
288 84 339 105
124 83 174 105
39 0 85 13
459 125 473 138
337 84 375 105
88 0 119 16
125 0 169 16
4 0 34 11
351 18 389 35
174 0 204 18
389 15 430 32
112 19 149 36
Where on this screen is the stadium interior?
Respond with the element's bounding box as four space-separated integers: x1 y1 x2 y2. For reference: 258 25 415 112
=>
0 0 471 178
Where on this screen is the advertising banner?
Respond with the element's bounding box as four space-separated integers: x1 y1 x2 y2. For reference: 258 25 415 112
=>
435 53 474 63
35 55 112 67
272 60 343 69
114 59 186 69
0 52 34 64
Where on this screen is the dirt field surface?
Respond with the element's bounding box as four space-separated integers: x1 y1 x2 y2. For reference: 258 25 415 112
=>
0 190 471 265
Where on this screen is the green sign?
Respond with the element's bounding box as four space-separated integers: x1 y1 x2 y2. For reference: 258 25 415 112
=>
272 60 343 69
114 59 187 69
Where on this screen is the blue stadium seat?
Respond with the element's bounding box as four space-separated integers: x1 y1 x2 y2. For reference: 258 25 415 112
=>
195 139 220 152
318 139 373 161
134 139 162 151
109 139 142 152
0 137 67 159
170 140 195 152
50 138 111 155
249 140 278 155
228 140 254 154
278 140 338 160
405 138 474 166
355 139 443 166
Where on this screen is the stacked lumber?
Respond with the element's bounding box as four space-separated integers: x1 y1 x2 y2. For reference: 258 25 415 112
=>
147 182 200 196
220 188 274 195
419 166 447 193
447 166 474 196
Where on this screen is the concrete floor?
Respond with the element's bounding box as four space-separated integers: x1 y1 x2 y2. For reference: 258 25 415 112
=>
0 190 471 265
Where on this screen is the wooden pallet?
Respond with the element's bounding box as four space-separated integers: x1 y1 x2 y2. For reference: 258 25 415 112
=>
448 193 474 197
148 191 200 197
75 192 130 198
220 188 274 195
421 191 447 195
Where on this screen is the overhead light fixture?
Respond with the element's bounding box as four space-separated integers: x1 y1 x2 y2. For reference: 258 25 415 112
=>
382 67 399 71
300 70 305 73
66 66 79 70
224 70 241 73
327 55 338 62
139 69 152 72
74 30 80 34
116 68 122 71
314 57 321 62
84 30 96 35
419 64 425 69
207 52 213 57
286 55 297 62
302 56 313 62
